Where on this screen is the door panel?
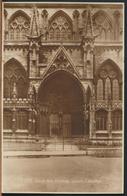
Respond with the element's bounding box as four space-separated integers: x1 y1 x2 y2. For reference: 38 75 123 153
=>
39 113 49 135
63 114 71 137
50 114 60 136
72 112 84 135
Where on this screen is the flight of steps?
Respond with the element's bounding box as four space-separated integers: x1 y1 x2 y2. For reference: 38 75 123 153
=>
3 136 81 151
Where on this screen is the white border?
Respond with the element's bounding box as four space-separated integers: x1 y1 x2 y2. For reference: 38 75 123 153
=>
2 2 125 194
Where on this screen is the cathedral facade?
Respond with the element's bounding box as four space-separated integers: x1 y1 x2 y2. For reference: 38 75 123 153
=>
3 3 123 145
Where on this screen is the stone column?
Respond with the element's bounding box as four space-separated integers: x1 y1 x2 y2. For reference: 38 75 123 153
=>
107 99 112 145
83 49 87 78
89 103 96 139
12 107 16 134
89 85 96 140
12 82 17 134
107 111 112 135
32 109 36 135
28 108 33 135
83 103 89 137
28 83 34 135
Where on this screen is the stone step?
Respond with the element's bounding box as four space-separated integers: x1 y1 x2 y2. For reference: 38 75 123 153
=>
3 141 79 151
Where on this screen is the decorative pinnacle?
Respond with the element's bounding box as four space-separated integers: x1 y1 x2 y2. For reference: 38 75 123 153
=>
29 5 40 37
85 7 94 38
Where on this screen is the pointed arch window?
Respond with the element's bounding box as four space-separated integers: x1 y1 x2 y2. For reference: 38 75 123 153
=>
55 28 60 40
4 77 10 98
49 28 54 40
17 77 27 98
100 28 106 40
96 60 122 101
97 79 103 100
9 12 30 41
93 10 113 41
105 77 111 100
49 12 73 41
96 110 108 130
17 110 28 130
4 59 28 98
3 110 12 130
112 79 119 100
112 110 122 130
61 27 66 40
106 28 112 40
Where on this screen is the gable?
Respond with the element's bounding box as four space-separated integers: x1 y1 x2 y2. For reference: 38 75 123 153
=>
42 46 81 79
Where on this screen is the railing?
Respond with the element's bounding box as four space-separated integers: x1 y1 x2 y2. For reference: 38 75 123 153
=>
3 134 122 152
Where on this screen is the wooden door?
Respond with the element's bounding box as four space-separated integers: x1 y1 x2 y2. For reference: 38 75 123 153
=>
49 114 60 136
62 114 71 137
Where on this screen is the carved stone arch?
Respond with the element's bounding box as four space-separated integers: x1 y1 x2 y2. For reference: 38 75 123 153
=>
37 70 86 136
4 58 28 77
49 10 73 27
93 10 112 27
38 69 85 104
48 10 73 41
42 46 81 80
95 59 122 101
93 10 113 40
9 10 30 40
95 59 122 82
9 10 30 22
4 58 28 98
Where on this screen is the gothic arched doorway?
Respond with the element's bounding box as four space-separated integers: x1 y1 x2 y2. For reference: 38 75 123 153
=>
38 71 86 137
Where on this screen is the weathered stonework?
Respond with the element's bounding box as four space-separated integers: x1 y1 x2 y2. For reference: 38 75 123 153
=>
3 3 123 145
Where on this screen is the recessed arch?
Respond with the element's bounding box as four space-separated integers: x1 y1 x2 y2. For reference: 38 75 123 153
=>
4 58 27 76
4 58 28 98
93 10 112 27
95 59 122 101
48 10 73 41
37 70 90 137
96 59 122 81
9 10 30 22
49 10 73 27
9 10 30 41
38 70 85 103
93 10 113 41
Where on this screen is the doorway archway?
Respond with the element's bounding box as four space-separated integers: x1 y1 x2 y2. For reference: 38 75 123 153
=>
38 71 88 137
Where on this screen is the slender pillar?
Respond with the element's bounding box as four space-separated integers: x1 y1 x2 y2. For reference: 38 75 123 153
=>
107 97 112 145
32 109 36 135
12 82 17 134
89 103 96 139
28 108 33 135
83 103 89 137
12 107 16 134
89 85 96 139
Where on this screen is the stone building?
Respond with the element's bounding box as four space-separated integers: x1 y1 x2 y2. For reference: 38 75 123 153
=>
3 3 123 145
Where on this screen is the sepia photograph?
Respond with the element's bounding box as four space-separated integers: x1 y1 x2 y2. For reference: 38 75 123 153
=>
2 2 124 193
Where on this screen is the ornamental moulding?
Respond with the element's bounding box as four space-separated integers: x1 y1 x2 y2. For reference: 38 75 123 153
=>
41 45 81 79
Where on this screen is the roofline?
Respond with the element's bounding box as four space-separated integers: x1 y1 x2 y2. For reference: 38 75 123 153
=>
3 2 124 9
